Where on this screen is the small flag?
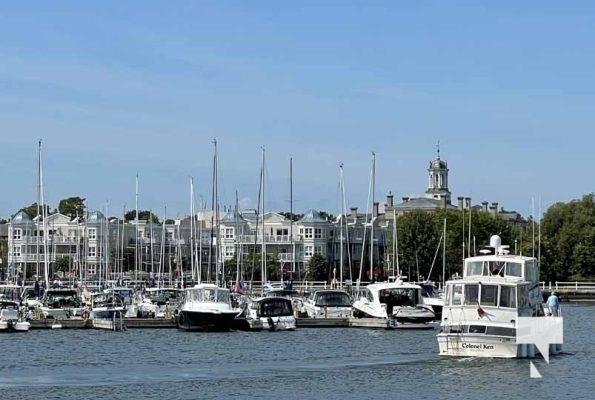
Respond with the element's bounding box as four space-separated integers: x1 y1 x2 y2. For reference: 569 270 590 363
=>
477 306 486 318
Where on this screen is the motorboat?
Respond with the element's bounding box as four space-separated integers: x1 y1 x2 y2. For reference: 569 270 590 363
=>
352 281 435 326
88 291 125 331
177 283 240 331
0 300 30 332
245 296 296 331
437 235 563 358
302 289 352 318
136 288 183 318
420 282 444 319
40 288 84 319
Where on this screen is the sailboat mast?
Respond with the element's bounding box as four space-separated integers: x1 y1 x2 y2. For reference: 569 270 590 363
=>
370 152 375 283
36 140 41 280
39 141 50 289
290 157 295 284
159 205 167 288
235 190 241 286
442 217 446 289
190 177 195 282
135 174 139 284
261 146 266 294
339 163 344 289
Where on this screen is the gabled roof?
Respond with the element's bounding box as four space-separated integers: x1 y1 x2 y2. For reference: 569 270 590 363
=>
46 213 71 224
221 210 247 223
298 209 327 224
87 211 106 223
11 211 32 224
263 212 288 224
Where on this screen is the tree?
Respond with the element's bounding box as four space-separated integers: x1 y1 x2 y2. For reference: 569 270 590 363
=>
124 210 160 224
279 212 304 221
58 197 86 219
540 194 595 281
54 256 71 274
318 211 335 222
20 202 51 219
308 254 329 281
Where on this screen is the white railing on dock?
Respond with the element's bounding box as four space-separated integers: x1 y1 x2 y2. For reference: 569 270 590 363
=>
541 281 595 292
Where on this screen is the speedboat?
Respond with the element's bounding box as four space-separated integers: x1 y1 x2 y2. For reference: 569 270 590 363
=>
437 235 563 358
177 283 240 331
0 300 30 332
302 289 352 318
245 296 296 331
352 281 435 327
40 288 84 319
88 291 125 331
137 288 183 318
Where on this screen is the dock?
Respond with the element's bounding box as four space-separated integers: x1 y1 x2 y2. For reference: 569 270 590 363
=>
349 318 435 330
30 317 177 330
296 317 350 328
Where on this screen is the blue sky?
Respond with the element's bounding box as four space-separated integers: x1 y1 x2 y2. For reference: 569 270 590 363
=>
1 1 594 220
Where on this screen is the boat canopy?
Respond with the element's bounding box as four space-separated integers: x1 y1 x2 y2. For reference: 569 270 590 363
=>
252 298 293 317
310 291 352 307
185 286 230 303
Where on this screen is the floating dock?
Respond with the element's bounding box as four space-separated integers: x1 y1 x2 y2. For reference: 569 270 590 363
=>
296 317 350 328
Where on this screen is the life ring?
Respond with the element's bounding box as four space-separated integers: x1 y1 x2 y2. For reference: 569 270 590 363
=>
81 309 90 320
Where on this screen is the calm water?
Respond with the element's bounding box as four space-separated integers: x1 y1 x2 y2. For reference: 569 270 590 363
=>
0 304 593 400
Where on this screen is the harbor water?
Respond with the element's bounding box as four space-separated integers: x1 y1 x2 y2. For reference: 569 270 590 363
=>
1 304 594 400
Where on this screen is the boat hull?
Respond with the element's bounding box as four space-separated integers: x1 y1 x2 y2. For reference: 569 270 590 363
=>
437 333 563 358
0 320 30 332
177 310 238 332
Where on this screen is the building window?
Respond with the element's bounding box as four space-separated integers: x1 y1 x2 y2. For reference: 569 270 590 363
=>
88 246 96 257
314 245 323 255
225 228 234 239
87 264 96 275
304 245 313 257
88 228 96 240
166 230 174 239
304 228 313 239
12 246 21 258
225 246 235 257
12 229 22 240
314 228 323 239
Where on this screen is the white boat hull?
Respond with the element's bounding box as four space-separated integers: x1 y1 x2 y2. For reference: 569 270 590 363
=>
0 320 31 332
261 316 296 331
437 334 562 358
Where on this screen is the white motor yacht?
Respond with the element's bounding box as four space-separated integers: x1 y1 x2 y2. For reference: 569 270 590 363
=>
0 300 30 332
245 297 296 331
302 289 352 318
352 281 435 327
437 235 563 358
177 283 240 331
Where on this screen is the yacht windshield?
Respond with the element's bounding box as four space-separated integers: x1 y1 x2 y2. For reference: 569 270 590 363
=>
315 292 351 307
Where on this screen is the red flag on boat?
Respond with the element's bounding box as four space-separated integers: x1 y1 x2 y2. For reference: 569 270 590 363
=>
234 281 243 294
477 306 486 318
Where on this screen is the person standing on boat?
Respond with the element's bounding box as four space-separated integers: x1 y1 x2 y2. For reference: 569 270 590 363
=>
547 291 560 316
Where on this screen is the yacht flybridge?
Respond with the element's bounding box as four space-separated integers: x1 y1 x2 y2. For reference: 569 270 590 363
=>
437 235 562 358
